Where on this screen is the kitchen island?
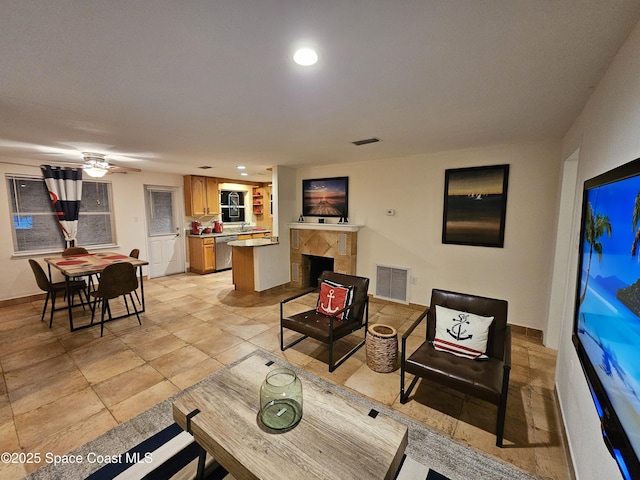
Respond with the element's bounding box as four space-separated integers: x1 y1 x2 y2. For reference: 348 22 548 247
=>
228 237 280 293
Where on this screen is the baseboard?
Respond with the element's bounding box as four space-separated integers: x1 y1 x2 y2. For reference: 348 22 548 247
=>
509 324 543 342
554 388 577 480
256 282 291 296
393 302 545 337
0 293 45 308
1 276 148 309
4 288 544 345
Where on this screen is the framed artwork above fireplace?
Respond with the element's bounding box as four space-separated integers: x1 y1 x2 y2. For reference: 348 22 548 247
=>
302 176 348 218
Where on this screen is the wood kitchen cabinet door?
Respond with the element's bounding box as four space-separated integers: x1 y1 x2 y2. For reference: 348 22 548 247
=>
184 176 219 216
189 236 216 274
203 241 215 272
185 175 206 216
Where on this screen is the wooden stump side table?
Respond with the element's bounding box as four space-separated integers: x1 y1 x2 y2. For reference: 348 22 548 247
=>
366 324 398 373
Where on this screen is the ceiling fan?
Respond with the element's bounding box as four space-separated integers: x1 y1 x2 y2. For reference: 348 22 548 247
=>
80 152 142 177
0 141 145 175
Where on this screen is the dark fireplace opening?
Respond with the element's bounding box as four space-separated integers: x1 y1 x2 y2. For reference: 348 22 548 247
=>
307 255 334 287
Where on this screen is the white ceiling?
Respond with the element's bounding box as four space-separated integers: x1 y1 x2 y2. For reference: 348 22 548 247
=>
2 1 640 181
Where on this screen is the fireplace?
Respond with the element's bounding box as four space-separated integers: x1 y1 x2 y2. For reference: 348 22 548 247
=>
306 255 334 287
289 223 360 288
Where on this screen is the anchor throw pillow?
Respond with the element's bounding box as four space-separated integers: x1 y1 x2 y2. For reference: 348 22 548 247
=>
433 305 494 360
316 280 354 320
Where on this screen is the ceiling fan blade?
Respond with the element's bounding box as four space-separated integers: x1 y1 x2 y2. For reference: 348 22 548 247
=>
108 164 142 173
40 160 86 169
0 150 142 174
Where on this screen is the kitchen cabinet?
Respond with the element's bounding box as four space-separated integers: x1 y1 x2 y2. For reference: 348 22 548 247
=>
184 176 219 216
189 236 216 274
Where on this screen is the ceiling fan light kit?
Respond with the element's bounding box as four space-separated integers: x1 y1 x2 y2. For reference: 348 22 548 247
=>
82 152 109 178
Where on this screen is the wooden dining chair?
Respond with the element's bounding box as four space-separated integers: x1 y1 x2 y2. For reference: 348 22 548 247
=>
128 249 141 306
62 247 89 256
90 262 141 336
28 259 89 328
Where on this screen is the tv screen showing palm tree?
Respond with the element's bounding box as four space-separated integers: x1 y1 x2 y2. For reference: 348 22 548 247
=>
573 157 640 480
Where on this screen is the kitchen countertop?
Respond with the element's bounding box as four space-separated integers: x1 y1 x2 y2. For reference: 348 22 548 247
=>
287 222 362 232
227 238 279 247
187 228 271 238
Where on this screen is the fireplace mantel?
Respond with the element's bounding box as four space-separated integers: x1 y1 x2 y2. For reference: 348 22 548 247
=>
288 222 363 232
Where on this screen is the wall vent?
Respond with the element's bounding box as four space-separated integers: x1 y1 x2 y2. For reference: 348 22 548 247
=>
292 263 299 283
292 230 299 249
338 233 347 255
375 264 410 304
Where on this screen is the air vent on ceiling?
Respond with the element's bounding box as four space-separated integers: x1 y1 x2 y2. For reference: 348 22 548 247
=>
351 137 380 146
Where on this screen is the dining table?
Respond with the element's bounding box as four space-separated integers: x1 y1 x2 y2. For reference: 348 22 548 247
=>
44 251 148 332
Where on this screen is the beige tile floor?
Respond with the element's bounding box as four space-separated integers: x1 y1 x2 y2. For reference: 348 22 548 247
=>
0 270 572 479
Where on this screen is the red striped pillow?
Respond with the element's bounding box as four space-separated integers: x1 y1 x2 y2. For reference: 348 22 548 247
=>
433 305 494 360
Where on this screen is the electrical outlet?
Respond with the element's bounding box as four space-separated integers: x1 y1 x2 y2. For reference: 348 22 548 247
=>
411 276 417 285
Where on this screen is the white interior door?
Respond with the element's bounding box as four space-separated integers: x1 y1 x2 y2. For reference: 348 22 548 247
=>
145 185 185 278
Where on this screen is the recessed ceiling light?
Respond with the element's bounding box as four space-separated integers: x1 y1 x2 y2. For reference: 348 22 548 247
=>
241 172 248 176
237 165 246 170
293 48 318 66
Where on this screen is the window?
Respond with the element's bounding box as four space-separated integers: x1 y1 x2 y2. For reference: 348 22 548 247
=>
220 190 246 223
7 174 116 253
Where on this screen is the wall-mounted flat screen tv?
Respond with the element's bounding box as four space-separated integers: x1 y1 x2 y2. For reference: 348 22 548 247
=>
302 176 348 218
573 157 640 480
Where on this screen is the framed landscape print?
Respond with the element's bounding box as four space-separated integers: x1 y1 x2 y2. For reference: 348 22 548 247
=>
442 164 510 247
302 176 349 218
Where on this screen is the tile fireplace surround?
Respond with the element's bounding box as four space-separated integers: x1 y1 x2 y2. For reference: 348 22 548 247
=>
289 223 361 288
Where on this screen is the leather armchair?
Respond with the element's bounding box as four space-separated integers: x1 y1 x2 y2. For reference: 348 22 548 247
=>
400 288 511 446
280 271 370 372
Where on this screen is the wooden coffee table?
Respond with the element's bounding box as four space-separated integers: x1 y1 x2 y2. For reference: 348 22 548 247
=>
172 353 408 480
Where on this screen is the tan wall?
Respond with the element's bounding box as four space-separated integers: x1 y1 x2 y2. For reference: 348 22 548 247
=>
294 140 562 332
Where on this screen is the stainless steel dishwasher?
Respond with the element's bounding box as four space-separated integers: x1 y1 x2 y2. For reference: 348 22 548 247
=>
215 234 238 271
